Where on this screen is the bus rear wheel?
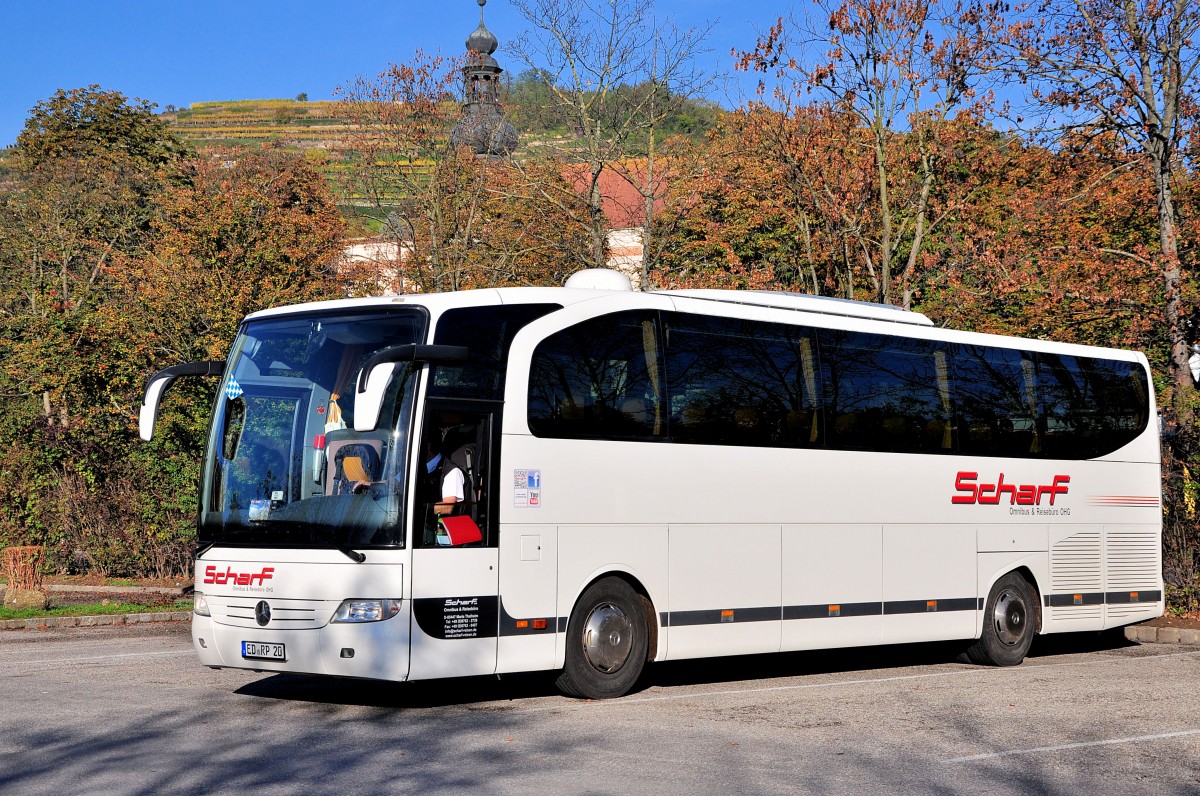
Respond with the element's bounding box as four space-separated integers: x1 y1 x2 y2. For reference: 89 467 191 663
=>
966 571 1036 666
556 577 648 699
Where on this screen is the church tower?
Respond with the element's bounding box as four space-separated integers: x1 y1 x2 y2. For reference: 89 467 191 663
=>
449 0 519 157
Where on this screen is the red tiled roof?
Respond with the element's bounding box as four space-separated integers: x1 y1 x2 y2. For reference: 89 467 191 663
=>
563 160 670 230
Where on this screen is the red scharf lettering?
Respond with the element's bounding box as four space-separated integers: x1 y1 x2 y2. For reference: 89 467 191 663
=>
952 472 1070 506
202 565 275 586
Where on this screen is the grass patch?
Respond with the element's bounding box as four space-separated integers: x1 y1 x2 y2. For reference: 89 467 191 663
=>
0 599 192 621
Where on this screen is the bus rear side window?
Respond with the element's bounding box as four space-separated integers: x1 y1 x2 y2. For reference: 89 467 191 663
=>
1037 353 1149 459
954 345 1039 458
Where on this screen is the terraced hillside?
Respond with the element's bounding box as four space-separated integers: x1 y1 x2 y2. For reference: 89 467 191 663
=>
160 96 717 228
163 98 417 219
161 98 576 222
163 99 352 149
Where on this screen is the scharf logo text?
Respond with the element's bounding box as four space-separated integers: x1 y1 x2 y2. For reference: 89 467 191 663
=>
952 472 1070 506
203 565 275 586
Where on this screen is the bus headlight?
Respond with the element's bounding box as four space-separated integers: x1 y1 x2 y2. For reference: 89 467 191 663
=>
331 599 402 623
193 591 211 617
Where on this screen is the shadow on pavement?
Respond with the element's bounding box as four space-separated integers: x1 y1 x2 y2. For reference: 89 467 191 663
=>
234 627 1136 709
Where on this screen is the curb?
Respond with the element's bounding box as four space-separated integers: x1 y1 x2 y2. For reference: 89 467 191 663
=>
1124 624 1200 645
0 584 187 597
0 611 192 631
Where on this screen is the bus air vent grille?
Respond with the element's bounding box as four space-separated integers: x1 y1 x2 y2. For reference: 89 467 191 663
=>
1107 604 1155 619
1104 526 1161 591
1048 605 1102 622
1050 529 1101 593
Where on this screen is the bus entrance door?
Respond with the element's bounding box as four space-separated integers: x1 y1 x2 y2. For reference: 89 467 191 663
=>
408 411 499 680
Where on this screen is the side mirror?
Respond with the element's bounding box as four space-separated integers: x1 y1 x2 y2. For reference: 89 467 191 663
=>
139 361 225 441
353 345 468 432
353 361 399 432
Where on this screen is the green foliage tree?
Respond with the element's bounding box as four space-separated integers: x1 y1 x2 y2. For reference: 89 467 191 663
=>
0 86 189 573
14 85 185 172
0 87 351 577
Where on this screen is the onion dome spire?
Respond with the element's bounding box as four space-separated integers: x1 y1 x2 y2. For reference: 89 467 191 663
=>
466 0 499 55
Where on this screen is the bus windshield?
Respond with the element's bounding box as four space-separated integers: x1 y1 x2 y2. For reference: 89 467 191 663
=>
198 309 427 548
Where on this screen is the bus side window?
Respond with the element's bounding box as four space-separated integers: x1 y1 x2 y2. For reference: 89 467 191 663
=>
819 330 951 455
1037 353 1149 459
664 312 821 449
954 345 1038 458
528 311 664 441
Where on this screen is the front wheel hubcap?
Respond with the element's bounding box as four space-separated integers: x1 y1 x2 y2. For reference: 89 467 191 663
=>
582 602 633 673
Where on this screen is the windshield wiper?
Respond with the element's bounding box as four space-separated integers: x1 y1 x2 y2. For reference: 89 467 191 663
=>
338 547 367 564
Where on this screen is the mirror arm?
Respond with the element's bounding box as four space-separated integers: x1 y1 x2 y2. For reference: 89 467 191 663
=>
144 361 226 394
139 360 226 442
355 345 468 394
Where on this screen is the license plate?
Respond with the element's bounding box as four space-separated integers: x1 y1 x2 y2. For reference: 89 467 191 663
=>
242 641 286 661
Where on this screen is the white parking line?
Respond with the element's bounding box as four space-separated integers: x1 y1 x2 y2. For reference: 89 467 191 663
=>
944 728 1200 763
0 650 193 667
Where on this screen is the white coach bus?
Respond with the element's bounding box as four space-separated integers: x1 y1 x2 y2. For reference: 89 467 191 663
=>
140 269 1163 699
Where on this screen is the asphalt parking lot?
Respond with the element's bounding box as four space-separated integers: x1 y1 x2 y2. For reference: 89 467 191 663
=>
1 623 1198 795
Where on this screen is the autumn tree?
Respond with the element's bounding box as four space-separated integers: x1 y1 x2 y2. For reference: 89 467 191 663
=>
120 148 349 363
467 157 593 285
336 52 473 292
508 0 714 277
919 132 1162 342
984 0 1200 412
736 0 1001 307
656 104 883 295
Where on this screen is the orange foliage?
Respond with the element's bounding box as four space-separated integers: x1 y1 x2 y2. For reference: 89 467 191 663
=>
112 148 348 363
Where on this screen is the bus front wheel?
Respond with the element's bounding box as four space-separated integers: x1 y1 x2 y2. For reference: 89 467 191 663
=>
557 577 648 699
966 571 1036 666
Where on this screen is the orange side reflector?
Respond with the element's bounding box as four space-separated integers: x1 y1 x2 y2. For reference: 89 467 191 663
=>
926 600 938 611
1073 594 1083 605
828 604 841 617
532 619 548 629
1130 592 1139 602
720 610 735 623
516 620 529 629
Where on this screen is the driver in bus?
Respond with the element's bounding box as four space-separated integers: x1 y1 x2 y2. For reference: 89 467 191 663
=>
424 439 465 515
350 435 465 515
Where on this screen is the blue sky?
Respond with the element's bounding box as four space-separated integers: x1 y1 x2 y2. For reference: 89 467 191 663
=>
0 0 784 148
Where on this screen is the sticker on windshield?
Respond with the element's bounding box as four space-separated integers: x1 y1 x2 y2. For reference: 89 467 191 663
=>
513 469 541 508
224 378 244 400
248 499 270 521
